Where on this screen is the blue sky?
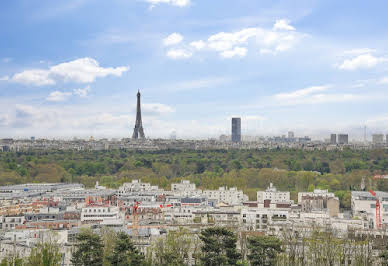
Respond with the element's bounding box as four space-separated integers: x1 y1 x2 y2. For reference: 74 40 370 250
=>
0 0 388 140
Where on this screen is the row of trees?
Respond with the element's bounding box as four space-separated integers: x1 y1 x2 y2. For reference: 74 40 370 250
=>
1 149 388 208
3 226 388 265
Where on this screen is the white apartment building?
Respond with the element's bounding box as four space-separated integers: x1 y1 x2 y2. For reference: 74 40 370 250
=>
298 189 335 204
241 207 289 231
171 180 201 196
352 191 388 229
118 180 160 195
203 187 248 205
81 206 123 226
257 183 291 204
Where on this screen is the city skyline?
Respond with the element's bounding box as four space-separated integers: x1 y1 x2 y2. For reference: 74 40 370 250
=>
0 1 388 139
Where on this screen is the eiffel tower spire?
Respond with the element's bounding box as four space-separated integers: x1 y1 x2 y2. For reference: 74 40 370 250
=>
132 90 145 139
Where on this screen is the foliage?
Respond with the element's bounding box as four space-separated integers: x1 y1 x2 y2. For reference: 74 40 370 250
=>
107 231 145 266
150 228 195 266
1 148 388 208
199 227 241 265
25 241 62 266
247 236 282 266
71 229 104 266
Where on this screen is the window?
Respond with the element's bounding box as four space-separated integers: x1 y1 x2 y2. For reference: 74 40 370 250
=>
371 204 376 209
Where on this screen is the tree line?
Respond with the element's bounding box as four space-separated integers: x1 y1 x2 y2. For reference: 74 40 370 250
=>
1 149 388 207
3 226 388 265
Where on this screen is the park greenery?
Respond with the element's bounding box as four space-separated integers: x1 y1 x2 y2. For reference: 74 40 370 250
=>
1 148 388 208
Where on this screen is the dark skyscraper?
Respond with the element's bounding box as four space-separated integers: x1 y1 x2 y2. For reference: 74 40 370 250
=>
231 117 241 142
132 90 145 139
330 134 337 144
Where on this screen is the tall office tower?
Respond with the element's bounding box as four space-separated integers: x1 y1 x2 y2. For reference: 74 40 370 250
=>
132 90 145 139
338 134 348 144
231 117 241 143
372 134 384 144
386 134 388 144
330 134 337 144
288 131 295 139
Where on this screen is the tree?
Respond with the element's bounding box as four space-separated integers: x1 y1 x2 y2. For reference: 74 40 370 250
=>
26 241 62 266
107 232 145 266
247 235 282 266
71 229 104 266
151 228 194 266
199 227 241 266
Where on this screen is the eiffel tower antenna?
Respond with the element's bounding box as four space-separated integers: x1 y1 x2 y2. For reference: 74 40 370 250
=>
132 90 145 139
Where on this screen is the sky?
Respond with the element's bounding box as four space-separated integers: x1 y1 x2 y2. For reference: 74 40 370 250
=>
0 0 388 140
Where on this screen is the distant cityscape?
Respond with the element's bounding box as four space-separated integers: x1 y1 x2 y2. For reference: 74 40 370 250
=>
1 91 387 152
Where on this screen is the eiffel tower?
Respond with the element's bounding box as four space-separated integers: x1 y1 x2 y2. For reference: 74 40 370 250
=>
132 90 145 139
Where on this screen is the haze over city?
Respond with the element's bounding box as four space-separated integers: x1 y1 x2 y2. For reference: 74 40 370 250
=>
0 0 387 140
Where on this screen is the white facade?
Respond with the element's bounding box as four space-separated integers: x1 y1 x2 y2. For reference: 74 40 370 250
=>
81 206 123 226
298 189 335 204
203 187 248 205
351 191 388 228
257 183 291 204
118 180 160 195
171 180 201 196
241 207 289 231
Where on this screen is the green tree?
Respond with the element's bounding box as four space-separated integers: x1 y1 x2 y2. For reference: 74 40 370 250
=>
71 229 104 266
107 231 145 266
25 241 62 266
247 236 282 266
199 227 241 266
151 228 194 266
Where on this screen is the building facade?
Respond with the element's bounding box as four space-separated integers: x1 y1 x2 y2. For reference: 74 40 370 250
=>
231 118 241 143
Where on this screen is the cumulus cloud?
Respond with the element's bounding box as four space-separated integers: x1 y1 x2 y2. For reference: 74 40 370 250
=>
163 19 302 59
12 69 55 86
220 47 247 58
273 19 295 31
146 0 190 7
0 76 9 81
73 86 91 98
163 33 184 46
8 58 129 86
190 40 206 50
338 54 386 70
166 49 192 59
46 91 73 102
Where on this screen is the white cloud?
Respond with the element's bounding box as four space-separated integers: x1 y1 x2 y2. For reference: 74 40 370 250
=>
146 0 190 7
273 19 295 31
166 49 192 59
221 47 247 58
275 85 330 100
343 48 376 55
49 58 128 83
271 85 375 106
142 103 175 116
338 54 387 70
73 86 91 98
190 40 206 50
46 91 73 102
9 58 129 86
12 69 55 86
0 76 9 81
164 19 303 59
163 33 184 46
